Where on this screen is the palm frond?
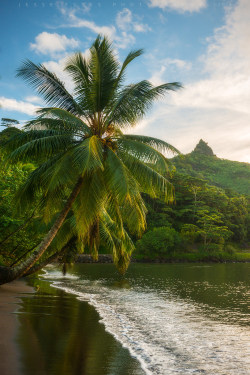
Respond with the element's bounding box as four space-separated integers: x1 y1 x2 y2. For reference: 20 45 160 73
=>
105 81 182 128
33 108 92 135
70 135 104 173
103 147 138 203
119 134 180 155
16 60 81 115
73 171 106 241
116 137 172 174
7 133 74 162
119 150 174 202
65 52 95 114
89 35 120 112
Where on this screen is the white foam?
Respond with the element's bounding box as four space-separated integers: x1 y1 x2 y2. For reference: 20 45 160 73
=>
41 268 79 280
43 271 250 375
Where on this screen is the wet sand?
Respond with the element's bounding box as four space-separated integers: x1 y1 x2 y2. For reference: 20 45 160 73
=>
0 280 34 375
0 276 144 375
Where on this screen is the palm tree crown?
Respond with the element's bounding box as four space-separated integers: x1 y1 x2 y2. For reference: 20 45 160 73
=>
8 35 182 274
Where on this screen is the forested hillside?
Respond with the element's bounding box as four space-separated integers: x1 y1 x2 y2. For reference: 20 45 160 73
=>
0 128 249 266
172 140 250 195
135 140 250 260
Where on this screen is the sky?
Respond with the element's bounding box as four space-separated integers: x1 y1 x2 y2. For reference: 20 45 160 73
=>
0 0 249 162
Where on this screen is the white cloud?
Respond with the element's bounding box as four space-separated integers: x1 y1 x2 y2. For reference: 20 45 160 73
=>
133 23 150 32
170 76 250 115
169 0 250 116
81 2 91 13
43 55 76 94
30 32 79 56
138 0 250 162
68 18 116 38
204 0 250 77
60 6 116 39
148 0 207 13
134 103 250 162
0 97 39 116
116 8 132 30
43 49 90 93
165 58 192 70
58 1 91 15
150 66 166 85
149 58 192 85
116 8 151 33
115 32 136 50
25 96 42 104
67 9 136 49
57 4 144 49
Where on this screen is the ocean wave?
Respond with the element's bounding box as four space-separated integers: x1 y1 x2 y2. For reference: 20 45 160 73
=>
43 269 250 375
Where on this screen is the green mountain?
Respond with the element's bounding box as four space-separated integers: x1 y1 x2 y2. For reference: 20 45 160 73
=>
172 140 250 195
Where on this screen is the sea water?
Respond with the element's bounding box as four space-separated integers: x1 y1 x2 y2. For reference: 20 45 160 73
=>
42 263 250 375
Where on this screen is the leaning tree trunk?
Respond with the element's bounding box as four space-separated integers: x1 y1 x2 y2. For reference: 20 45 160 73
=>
23 236 77 277
23 250 62 277
0 177 84 285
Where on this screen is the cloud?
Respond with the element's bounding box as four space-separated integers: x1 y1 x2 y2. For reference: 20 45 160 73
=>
67 18 116 38
0 97 39 116
150 66 167 85
204 0 250 77
58 5 116 39
81 2 91 13
169 0 250 116
25 96 42 104
134 103 250 162
116 8 151 33
138 0 250 162
115 32 135 50
58 1 91 15
56 4 143 49
43 55 76 94
30 32 79 56
149 58 192 85
148 0 207 13
165 58 192 70
116 8 132 30
42 49 90 93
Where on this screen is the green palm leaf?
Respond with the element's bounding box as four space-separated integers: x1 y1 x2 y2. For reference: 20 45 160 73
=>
119 134 180 155
3 35 182 281
16 60 81 115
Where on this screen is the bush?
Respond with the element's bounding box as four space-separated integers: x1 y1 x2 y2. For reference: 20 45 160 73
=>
199 243 223 252
135 227 181 259
224 243 236 254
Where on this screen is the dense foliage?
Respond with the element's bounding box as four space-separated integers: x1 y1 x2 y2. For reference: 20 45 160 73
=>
1 130 249 264
172 141 250 195
133 143 250 260
0 36 182 282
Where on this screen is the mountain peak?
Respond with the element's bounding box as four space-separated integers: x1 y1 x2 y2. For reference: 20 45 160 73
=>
193 139 215 156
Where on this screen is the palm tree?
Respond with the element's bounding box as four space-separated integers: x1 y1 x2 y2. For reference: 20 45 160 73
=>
0 35 181 284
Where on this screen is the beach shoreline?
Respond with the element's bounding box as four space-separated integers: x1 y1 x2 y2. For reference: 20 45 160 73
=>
0 279 34 375
0 274 145 375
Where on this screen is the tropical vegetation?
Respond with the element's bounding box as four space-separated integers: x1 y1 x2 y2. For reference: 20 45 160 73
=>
0 35 181 284
134 141 250 260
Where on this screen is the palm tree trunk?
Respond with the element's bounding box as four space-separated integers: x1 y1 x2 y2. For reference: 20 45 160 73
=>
0 177 84 285
23 236 76 277
23 251 62 277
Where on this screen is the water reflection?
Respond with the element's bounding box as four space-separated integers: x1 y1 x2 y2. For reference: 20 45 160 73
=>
16 263 250 375
71 263 250 326
16 280 144 375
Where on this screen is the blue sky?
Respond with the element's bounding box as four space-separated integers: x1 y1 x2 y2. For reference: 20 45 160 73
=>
0 0 249 162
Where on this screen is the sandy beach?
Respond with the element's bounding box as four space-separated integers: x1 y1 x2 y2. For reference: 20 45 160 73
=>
0 280 34 375
0 274 144 375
